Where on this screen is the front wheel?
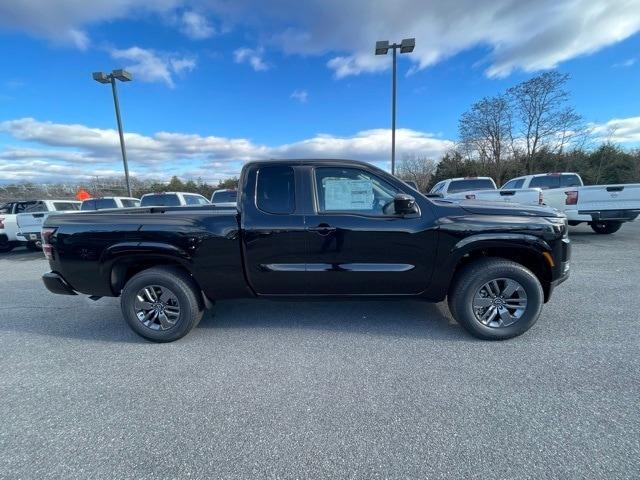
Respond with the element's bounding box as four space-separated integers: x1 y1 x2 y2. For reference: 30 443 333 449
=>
448 258 544 340
120 266 204 342
590 221 622 234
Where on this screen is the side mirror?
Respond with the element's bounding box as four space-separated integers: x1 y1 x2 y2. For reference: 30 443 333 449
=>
394 193 417 215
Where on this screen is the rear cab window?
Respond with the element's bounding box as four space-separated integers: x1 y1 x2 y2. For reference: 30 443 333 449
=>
52 202 80 211
256 166 295 214
140 194 181 207
211 191 237 203
529 175 561 189
560 174 582 187
120 199 140 208
447 179 495 193
184 195 210 206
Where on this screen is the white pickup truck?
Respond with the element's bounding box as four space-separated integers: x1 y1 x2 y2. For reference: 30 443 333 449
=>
16 200 81 249
502 172 640 234
430 177 543 206
1 201 40 252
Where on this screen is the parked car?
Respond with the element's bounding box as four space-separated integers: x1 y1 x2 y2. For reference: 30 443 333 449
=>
41 159 570 343
0 201 40 252
81 197 140 210
502 172 640 234
210 189 237 208
431 177 543 206
16 200 81 249
140 192 210 207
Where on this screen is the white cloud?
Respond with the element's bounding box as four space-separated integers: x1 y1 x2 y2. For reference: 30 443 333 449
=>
591 116 640 144
0 117 452 183
0 0 178 49
613 57 637 68
108 46 196 87
290 89 308 103
206 0 640 78
233 47 269 71
180 11 215 40
1 1 639 77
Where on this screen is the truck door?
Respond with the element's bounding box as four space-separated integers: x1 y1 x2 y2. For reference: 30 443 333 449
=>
240 164 308 295
303 165 437 295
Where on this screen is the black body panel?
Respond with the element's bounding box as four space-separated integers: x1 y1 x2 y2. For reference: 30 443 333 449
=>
43 159 570 303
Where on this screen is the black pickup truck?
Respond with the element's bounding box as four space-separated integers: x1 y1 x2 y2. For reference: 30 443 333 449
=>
42 159 570 342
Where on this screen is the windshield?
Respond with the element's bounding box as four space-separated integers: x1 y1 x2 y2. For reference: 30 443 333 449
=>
140 194 181 207
448 179 495 193
211 191 237 203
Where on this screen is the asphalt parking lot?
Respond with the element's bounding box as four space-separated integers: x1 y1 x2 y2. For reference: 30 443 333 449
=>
1 222 639 479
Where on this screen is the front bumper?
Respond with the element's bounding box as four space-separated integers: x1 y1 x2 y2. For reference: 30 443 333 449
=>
42 272 77 296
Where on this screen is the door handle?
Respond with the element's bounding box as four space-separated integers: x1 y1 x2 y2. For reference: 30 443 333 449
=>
307 224 336 235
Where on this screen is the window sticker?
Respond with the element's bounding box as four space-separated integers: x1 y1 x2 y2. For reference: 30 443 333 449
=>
323 178 374 210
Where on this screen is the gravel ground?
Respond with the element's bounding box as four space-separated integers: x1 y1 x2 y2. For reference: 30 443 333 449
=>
1 222 639 479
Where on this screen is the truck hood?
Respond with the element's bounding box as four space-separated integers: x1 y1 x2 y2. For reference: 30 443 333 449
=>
457 199 562 218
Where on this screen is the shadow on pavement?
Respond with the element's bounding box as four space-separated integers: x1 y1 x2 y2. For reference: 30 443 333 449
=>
0 248 44 261
198 298 471 342
3 297 470 344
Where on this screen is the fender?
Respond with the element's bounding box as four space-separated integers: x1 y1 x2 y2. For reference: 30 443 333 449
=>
424 232 553 302
100 242 193 295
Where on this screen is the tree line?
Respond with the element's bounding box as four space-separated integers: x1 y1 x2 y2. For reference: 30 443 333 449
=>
397 71 640 191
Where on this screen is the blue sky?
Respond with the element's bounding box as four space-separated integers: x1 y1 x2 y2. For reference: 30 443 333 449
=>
0 0 639 184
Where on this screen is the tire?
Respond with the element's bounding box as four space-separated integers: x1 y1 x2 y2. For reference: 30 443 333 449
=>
27 241 42 251
120 266 204 342
0 242 14 253
590 221 622 234
448 258 544 340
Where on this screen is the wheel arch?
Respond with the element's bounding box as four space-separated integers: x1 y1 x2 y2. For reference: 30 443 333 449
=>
447 235 554 302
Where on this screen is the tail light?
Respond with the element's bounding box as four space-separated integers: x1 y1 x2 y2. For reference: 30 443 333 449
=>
41 227 57 260
0 216 4 229
538 191 544 205
465 194 476 200
565 190 578 205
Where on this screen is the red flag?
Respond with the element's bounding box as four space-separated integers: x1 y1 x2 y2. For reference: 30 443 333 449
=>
75 189 91 201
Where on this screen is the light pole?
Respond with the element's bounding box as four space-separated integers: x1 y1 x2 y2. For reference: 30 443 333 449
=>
375 38 415 176
92 69 133 197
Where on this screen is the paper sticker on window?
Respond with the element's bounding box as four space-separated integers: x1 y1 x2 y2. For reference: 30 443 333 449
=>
323 179 374 210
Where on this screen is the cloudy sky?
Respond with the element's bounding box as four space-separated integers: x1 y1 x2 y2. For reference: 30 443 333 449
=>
0 0 639 184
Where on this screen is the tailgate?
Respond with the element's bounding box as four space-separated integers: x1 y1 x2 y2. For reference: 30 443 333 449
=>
473 188 541 206
17 212 46 233
577 184 640 211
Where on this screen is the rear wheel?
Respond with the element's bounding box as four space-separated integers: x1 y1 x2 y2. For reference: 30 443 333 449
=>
120 266 204 342
0 241 14 253
448 258 544 340
590 221 622 234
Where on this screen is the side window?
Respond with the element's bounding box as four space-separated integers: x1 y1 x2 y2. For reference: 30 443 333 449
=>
502 178 524 189
15 202 36 213
561 175 582 187
256 166 295 214
430 182 443 194
314 167 399 216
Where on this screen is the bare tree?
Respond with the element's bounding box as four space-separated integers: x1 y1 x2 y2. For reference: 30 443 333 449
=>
507 72 584 173
396 154 437 192
458 95 512 183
